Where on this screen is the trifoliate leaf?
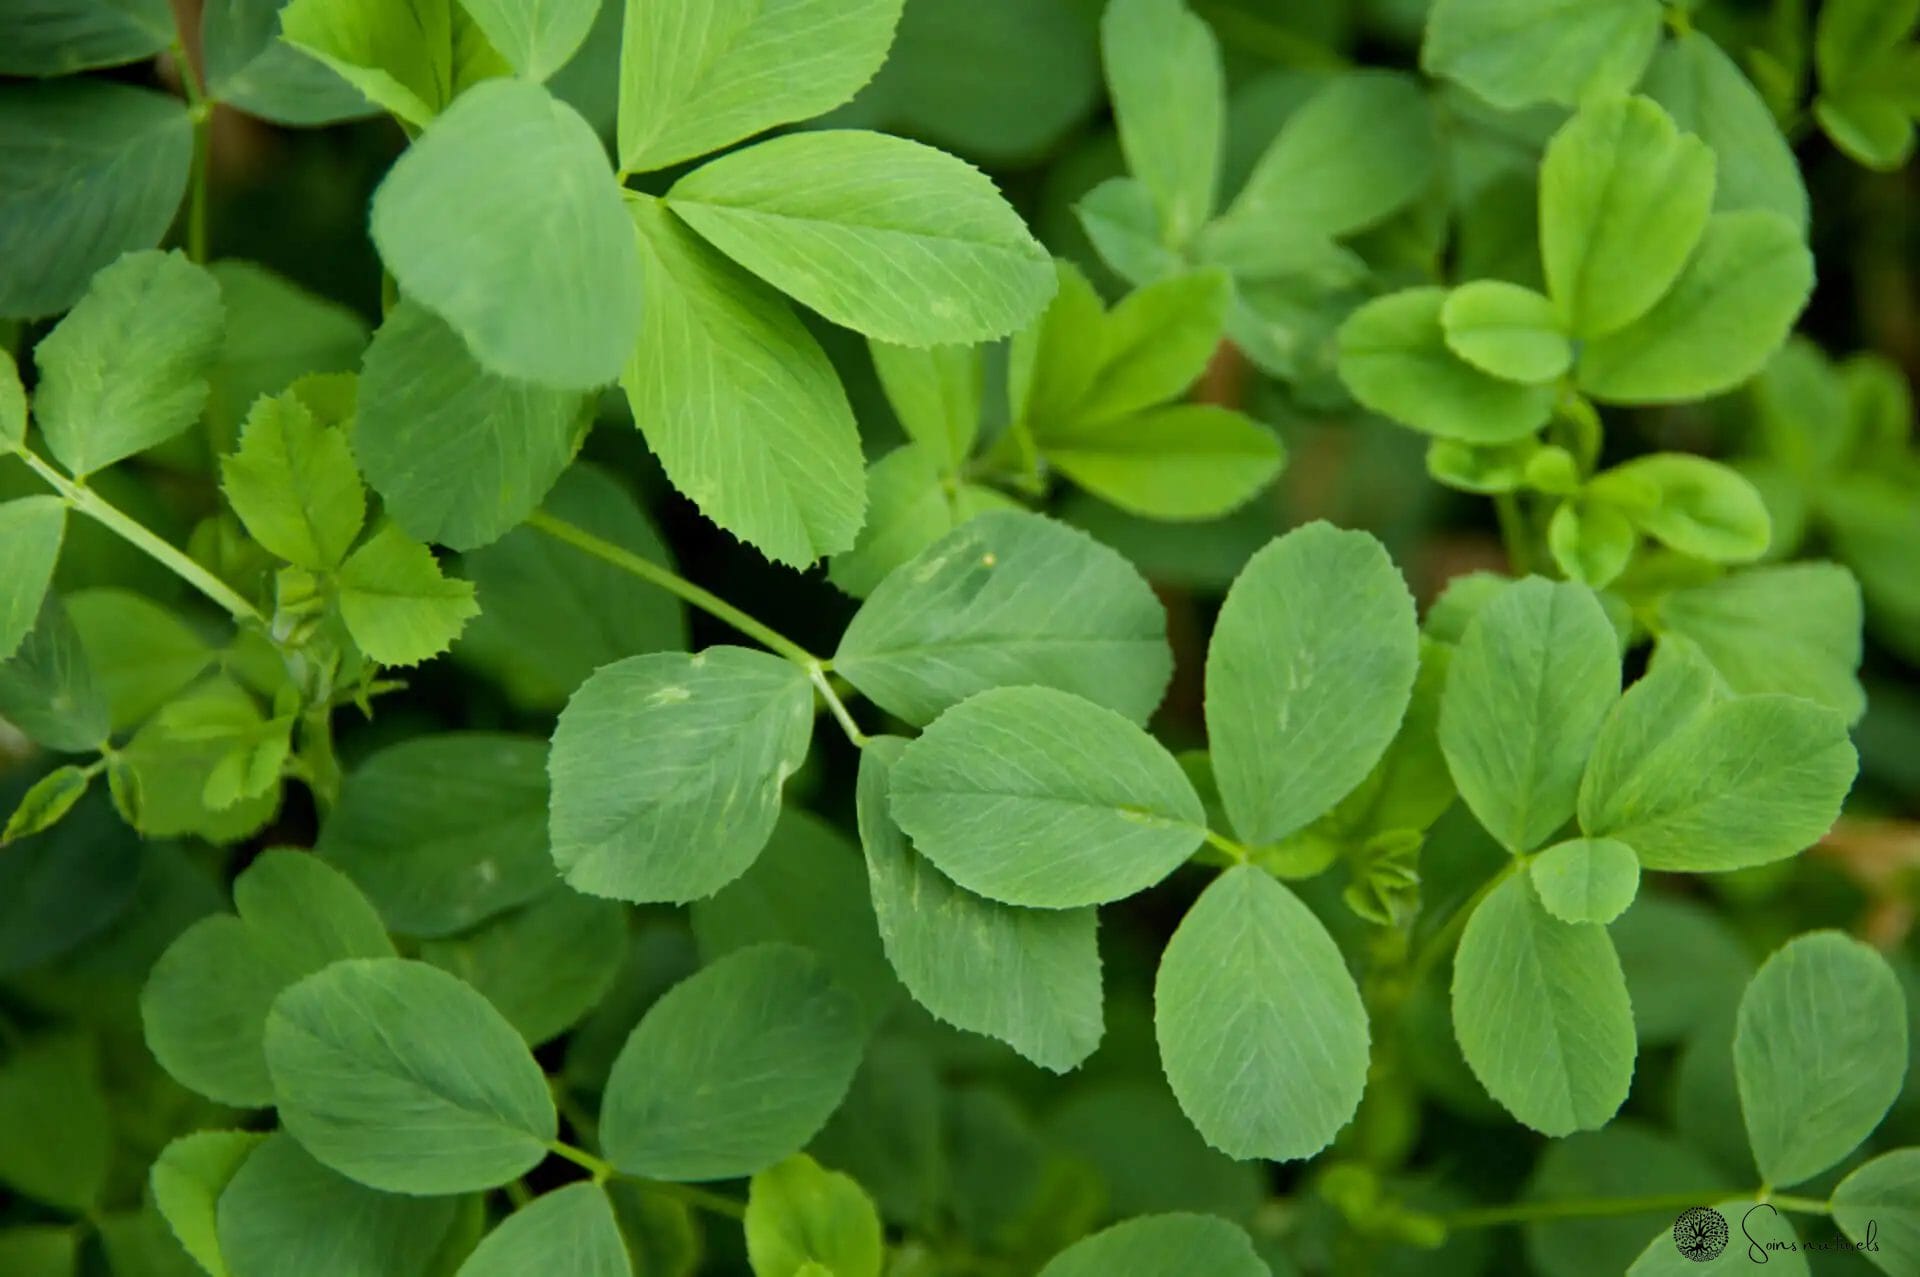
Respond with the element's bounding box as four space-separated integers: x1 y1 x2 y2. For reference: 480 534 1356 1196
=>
1337 288 1555 442
116 676 282 842
1590 453 1772 562
0 499 68 663
1099 0 1223 246
1440 281 1572 383
220 390 365 570
1529 837 1639 924
458 1182 630 1277
1036 1213 1267 1277
746 1155 884 1277
335 523 480 666
1422 0 1663 111
1071 269 1230 426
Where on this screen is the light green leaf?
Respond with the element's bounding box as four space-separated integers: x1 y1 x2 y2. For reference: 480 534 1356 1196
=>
1735 931 1908 1188
1215 71 1435 245
826 445 1015 598
265 957 556 1193
1590 453 1772 562
834 509 1171 727
1037 1213 1267 1277
1070 270 1230 426
616 0 904 173
1643 32 1809 229
370 78 641 390
33 250 223 476
319 734 554 939
0 498 67 662
1816 91 1917 170
355 301 585 552
0 348 23 446
1206 522 1420 845
1440 281 1572 383
667 131 1054 346
869 340 981 471
1529 837 1639 924
1833 1149 1920 1277
215 1134 458 1277
1546 501 1636 588
1438 578 1621 854
1452 869 1635 1135
1074 176 1183 287
151 1131 266 1277
0 81 191 320
624 198 865 567
1100 0 1223 245
1422 0 1663 111
1009 259 1107 434
1337 288 1555 442
142 850 394 1106
548 647 814 903
856 738 1102 1072
1659 563 1865 721
601 944 865 1182
280 0 457 126
1156 865 1370 1161
115 676 280 841
458 1182 630 1277
888 685 1204 908
1045 405 1282 522
457 0 598 82
1577 211 1814 404
336 523 479 666
0 1034 110 1211
1814 0 1919 88
0 0 173 76
456 464 688 708
220 390 365 570
1539 95 1716 340
1578 641 1857 872
746 1155 883 1277
3 766 93 845
423 888 626 1047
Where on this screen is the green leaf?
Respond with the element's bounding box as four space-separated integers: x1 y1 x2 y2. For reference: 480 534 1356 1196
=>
32 250 223 476
1539 95 1716 340
1627 1199 1807 1276
1546 501 1636 588
745 1155 883 1277
888 685 1204 908
336 523 480 666
1074 176 1183 287
667 131 1054 346
1438 578 1621 854
1206 522 1420 845
616 0 904 174
3 766 94 846
0 782 140 974
0 499 67 663
1659 563 1866 721
1045 405 1283 522
370 78 641 390
201 0 379 127
203 260 368 430
280 0 460 126
319 733 556 937
355 301 585 552
1069 270 1230 426
690 809 898 1024
1213 71 1435 246
856 738 1102 1071
1440 281 1572 384
0 1226 76 1277
548 647 814 903
624 198 865 567
1576 211 1814 404
1816 91 1917 170
1451 869 1635 1135
601 944 865 1182
1815 0 1919 88
834 509 1171 727
1613 894 1752 1047
1578 640 1858 872
215 1134 459 1277
0 81 191 320
1643 32 1809 229
1337 288 1555 442
142 850 394 1106
220 389 365 570
826 445 1015 598
0 348 23 446
1591 453 1772 562
1156 865 1370 1161
265 957 556 1193
1100 0 1223 245
0 0 173 75
869 340 981 471
1008 259 1107 434
1833 1149 1920 1277
1422 0 1663 111
1528 837 1639 924
456 0 598 82
1735 931 1908 1188
0 1034 110 1211
1036 1213 1267 1277
151 1131 266 1277
458 1182 630 1277
116 676 281 841
424 889 626 1047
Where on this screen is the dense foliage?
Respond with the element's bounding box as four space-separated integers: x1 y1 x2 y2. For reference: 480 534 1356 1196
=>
2 0 1919 1274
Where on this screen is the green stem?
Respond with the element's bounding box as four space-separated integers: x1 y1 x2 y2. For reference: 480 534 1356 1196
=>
170 36 212 263
17 448 264 626
299 706 343 812
1493 492 1535 576
504 1179 532 1208
1203 829 1252 863
545 1141 746 1218
528 511 818 666
547 1140 615 1184
808 663 868 748
1443 1189 1829 1231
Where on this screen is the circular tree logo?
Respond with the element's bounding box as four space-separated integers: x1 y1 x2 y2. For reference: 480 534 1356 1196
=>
1673 1206 1730 1262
